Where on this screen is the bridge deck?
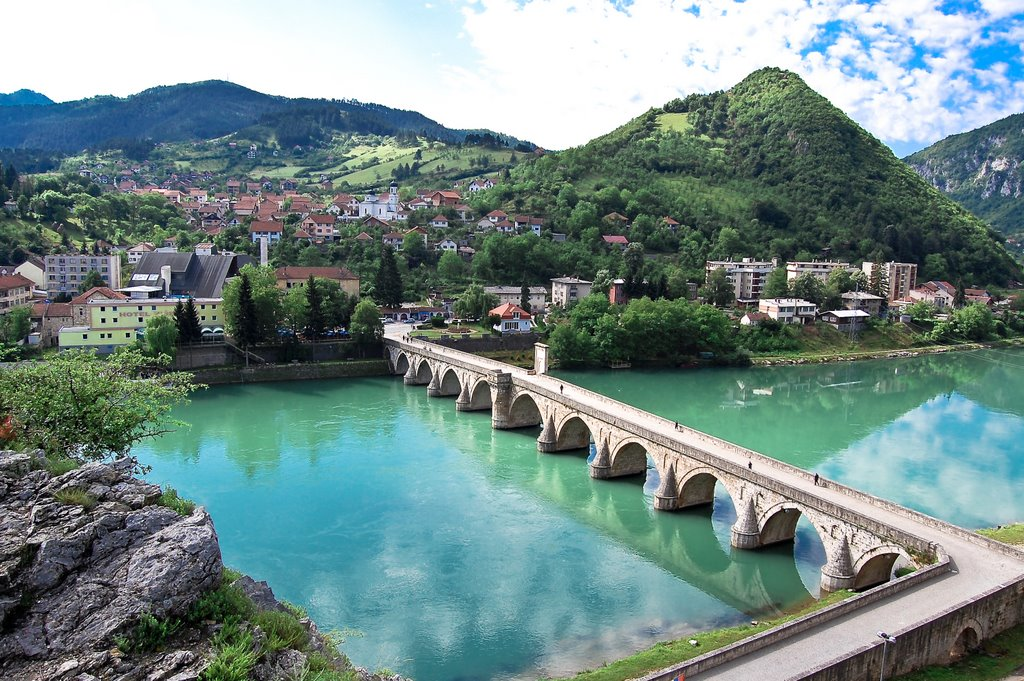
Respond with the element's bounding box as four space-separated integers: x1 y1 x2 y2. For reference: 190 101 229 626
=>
385 338 1024 679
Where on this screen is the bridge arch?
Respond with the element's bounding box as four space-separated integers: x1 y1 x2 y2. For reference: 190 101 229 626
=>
392 352 410 376
758 502 814 547
506 391 542 429
852 544 907 590
949 620 984 661
438 367 462 397
554 414 598 451
413 358 433 385
609 438 650 478
675 467 731 510
467 378 493 410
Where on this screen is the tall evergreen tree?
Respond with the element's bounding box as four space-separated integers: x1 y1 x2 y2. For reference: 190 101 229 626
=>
305 275 326 339
234 272 260 355
374 245 403 308
176 298 203 344
520 281 532 313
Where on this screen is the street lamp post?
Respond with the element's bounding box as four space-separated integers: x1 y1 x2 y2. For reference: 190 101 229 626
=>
877 631 896 681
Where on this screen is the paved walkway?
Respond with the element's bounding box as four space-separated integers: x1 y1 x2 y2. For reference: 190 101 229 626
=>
390 340 1024 680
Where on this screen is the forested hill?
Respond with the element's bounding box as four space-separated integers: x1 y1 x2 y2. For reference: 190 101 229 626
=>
904 112 1024 236
505 67 1020 286
0 80 530 152
0 89 53 107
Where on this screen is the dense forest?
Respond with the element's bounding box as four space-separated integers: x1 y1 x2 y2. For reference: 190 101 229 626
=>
489 67 1020 287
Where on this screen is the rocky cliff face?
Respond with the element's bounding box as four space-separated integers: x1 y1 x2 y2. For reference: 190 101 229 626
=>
0 452 222 680
0 452 399 681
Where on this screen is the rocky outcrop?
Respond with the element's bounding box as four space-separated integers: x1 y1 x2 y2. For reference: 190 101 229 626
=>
0 452 410 681
0 452 222 680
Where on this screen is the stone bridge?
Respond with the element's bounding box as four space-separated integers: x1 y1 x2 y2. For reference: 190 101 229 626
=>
386 339 937 595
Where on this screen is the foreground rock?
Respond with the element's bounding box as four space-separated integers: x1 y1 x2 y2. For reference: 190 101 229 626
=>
0 452 408 681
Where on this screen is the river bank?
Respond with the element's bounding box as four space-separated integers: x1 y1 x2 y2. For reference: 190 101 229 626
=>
750 337 1024 366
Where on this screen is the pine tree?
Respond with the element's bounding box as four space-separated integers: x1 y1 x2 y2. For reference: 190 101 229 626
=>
374 245 403 309
234 272 260 354
181 298 203 343
520 281 532 313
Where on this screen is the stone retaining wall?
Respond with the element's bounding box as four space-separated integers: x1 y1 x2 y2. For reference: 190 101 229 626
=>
190 359 390 385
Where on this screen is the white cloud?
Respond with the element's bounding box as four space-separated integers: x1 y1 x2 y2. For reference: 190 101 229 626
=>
449 0 1024 152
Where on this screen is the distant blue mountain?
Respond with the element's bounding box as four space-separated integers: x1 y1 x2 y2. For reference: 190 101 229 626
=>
0 89 54 107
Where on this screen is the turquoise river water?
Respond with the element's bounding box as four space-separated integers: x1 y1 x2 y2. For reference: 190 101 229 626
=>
133 348 1024 680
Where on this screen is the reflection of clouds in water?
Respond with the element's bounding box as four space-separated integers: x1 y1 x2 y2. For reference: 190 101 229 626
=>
822 394 1024 528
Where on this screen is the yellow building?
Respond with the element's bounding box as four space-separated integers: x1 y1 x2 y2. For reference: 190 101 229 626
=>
274 266 360 299
58 298 223 353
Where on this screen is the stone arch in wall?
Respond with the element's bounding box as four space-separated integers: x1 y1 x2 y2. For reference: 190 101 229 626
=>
507 392 543 429
949 621 983 661
675 467 726 510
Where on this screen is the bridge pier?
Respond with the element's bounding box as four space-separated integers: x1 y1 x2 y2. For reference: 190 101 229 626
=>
653 464 678 511
402 364 419 385
426 372 441 397
490 371 514 429
731 498 761 550
820 535 856 593
537 415 557 453
589 439 612 479
455 384 472 411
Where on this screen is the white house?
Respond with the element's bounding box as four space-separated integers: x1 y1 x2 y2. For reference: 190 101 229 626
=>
489 302 533 334
358 182 400 221
758 298 817 324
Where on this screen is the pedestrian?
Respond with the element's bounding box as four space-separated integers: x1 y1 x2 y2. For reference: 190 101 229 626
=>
560 384 564 394
814 472 820 486
674 421 679 430
748 461 752 471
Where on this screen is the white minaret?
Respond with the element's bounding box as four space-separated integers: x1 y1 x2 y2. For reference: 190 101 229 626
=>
388 181 399 215
260 236 269 266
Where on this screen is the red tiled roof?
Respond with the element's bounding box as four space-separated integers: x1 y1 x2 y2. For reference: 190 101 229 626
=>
32 301 72 318
71 287 128 305
602 235 629 244
305 214 336 225
355 232 373 240
249 221 283 233
488 302 532 320
486 210 508 218
0 273 34 291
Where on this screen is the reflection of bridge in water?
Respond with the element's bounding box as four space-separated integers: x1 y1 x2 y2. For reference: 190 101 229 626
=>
385 338 1024 680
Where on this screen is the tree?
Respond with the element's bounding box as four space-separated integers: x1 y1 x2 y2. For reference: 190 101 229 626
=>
700 268 734 307
305 275 326 339
402 232 428 269
0 307 31 358
454 284 499 321
0 348 198 465
374 245 403 308
182 298 203 343
790 273 827 308
437 250 467 283
868 261 889 299
223 265 281 349
349 299 383 348
520 281 532 313
621 242 646 298
144 314 178 357
762 267 790 299
78 270 106 292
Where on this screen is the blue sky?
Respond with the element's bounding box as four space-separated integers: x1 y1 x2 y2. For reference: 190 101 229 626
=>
3 0 1022 156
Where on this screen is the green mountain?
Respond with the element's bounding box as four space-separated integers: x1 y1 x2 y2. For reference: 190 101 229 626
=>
0 80 531 152
904 113 1024 236
506 67 1020 286
0 89 53 107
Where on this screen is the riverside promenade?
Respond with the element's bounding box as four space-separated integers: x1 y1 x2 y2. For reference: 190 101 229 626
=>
385 333 1024 680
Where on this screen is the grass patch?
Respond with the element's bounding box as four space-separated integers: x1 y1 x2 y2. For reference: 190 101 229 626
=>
43 456 80 476
978 523 1024 545
52 487 98 510
158 486 196 516
201 620 259 681
253 609 309 653
893 623 1024 680
188 575 255 624
551 590 854 681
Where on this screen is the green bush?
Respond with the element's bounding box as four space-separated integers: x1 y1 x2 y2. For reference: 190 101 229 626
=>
201 624 258 681
254 609 308 653
115 613 181 654
188 580 254 624
41 456 79 476
158 486 196 516
52 487 98 510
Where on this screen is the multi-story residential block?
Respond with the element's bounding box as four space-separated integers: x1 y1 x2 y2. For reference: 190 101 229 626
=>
785 260 851 283
705 258 778 303
485 286 547 311
862 261 918 301
551 277 592 307
44 254 122 298
0 274 33 313
758 297 818 324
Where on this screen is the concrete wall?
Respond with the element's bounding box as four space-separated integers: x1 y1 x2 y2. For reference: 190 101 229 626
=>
189 359 390 385
425 333 539 353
